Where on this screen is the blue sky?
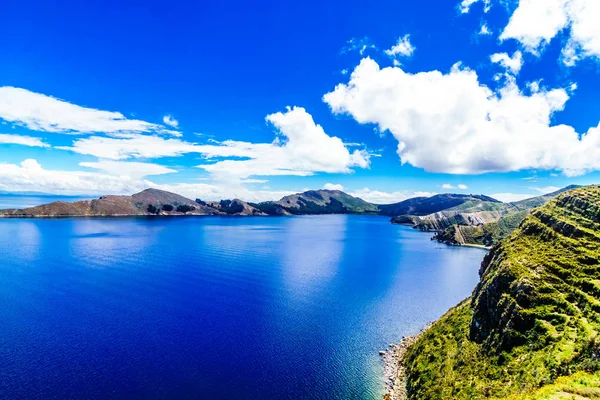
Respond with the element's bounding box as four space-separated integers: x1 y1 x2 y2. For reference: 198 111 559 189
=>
0 0 599 203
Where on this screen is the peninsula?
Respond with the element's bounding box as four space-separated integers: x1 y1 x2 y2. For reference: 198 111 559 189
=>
385 185 600 399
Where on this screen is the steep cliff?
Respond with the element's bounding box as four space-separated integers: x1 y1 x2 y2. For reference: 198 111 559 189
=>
404 185 600 399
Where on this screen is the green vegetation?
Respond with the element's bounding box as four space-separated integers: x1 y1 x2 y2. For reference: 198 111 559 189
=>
382 194 500 217
429 186 580 247
176 204 196 213
404 185 600 399
507 371 600 399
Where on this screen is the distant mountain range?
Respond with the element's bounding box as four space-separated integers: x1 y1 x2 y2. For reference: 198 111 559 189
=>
0 186 580 246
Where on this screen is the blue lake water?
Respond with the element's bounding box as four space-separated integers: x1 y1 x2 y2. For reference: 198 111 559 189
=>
0 215 485 399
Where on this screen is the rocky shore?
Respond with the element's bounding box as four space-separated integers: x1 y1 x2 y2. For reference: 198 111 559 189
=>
381 323 432 400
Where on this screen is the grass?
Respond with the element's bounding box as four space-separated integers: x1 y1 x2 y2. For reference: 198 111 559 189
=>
404 186 600 399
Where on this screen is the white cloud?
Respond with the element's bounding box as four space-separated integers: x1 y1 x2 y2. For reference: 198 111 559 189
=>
0 87 180 136
59 107 370 181
323 57 600 177
323 183 345 191
163 115 179 128
349 188 436 204
0 159 148 196
530 185 561 194
79 160 177 180
479 24 492 35
441 183 469 190
0 159 296 202
0 133 49 148
58 134 250 160
488 192 535 202
342 37 376 55
198 106 370 180
384 35 415 58
490 51 523 74
460 0 490 13
499 0 600 65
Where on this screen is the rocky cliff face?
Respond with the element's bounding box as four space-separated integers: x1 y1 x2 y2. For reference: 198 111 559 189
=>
404 185 600 399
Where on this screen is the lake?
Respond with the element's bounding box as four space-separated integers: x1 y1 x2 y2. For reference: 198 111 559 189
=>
0 215 485 399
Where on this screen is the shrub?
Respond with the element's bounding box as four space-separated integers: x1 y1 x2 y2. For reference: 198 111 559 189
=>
176 205 195 213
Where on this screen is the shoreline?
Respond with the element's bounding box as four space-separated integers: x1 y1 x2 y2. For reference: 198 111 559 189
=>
381 323 433 400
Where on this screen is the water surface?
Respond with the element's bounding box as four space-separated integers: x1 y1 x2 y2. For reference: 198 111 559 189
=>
0 215 485 399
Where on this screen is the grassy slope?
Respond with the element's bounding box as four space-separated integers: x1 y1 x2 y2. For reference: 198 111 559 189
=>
405 186 600 399
507 371 600 399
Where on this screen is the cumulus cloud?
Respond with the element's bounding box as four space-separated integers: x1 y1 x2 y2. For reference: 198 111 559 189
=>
198 106 370 180
384 35 415 58
490 51 523 74
323 183 345 191
163 115 179 128
0 87 179 136
323 57 600 176
497 0 600 65
79 160 177 180
0 133 49 147
348 188 436 204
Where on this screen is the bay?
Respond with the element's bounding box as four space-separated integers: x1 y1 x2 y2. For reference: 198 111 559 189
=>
0 215 485 399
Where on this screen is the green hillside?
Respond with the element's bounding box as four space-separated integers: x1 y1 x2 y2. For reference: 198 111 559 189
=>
404 185 600 399
431 186 580 247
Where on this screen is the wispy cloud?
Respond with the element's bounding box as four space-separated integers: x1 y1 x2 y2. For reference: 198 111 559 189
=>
341 37 376 55
0 133 49 148
0 87 180 136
